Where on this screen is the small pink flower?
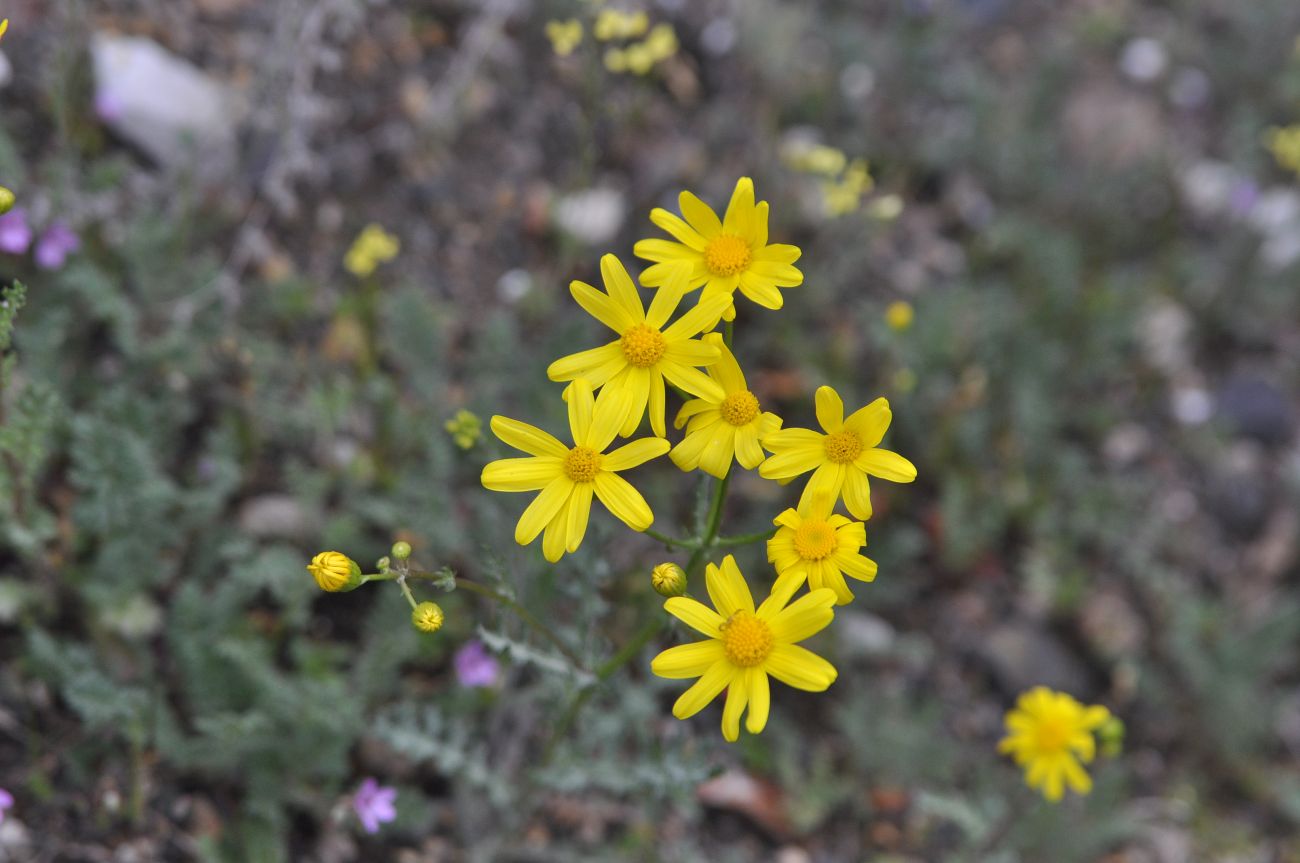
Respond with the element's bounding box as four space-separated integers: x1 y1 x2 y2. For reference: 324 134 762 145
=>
352 778 396 834
0 209 32 255
35 221 79 270
0 788 13 823
454 640 500 688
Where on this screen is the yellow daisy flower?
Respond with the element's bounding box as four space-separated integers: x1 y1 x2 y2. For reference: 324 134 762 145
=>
651 554 838 742
669 333 782 477
759 385 916 521
547 256 730 438
634 177 803 323
767 493 877 605
998 687 1112 802
481 378 669 562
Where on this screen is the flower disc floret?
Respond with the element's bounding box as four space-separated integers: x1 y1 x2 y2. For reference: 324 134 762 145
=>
619 324 667 368
721 612 773 667
719 390 760 427
793 520 837 560
563 446 602 482
704 234 752 276
823 430 863 464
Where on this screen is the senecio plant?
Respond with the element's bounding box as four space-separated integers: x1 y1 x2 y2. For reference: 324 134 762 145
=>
309 178 1120 802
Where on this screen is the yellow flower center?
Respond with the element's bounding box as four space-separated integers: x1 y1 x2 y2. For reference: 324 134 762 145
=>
563 446 602 482
704 234 752 276
793 520 837 560
823 430 863 464
719 390 760 426
720 611 774 667
1034 716 1073 753
620 324 667 368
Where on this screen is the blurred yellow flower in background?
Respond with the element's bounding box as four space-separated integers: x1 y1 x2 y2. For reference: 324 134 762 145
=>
635 177 804 323
1266 125 1300 177
547 257 728 438
545 19 583 57
885 300 914 332
999 687 1112 802
760 386 915 521
594 9 648 41
481 378 669 562
821 159 874 216
344 224 399 277
445 409 483 450
0 19 8 42
670 333 781 478
652 555 838 741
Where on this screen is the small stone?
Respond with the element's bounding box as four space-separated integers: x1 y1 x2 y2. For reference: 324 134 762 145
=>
982 623 1091 697
237 495 310 540
835 610 896 658
92 34 242 179
1119 37 1167 83
553 187 626 247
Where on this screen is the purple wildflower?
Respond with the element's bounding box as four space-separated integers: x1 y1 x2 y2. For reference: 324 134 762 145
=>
1228 180 1260 218
94 88 124 124
0 208 32 255
34 221 79 270
0 788 12 823
352 778 396 834
454 640 500 688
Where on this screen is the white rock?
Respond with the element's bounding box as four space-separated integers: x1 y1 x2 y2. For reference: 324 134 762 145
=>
1120 37 1168 83
92 34 241 178
553 187 626 247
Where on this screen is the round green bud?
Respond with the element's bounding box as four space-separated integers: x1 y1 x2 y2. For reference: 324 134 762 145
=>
391 541 413 560
651 562 687 598
376 556 391 573
411 601 444 633
0 187 14 216
1098 716 1125 758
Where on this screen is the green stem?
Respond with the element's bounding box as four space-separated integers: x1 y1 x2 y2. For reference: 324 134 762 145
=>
396 575 418 610
643 528 699 550
714 528 777 548
724 318 734 347
450 576 587 670
702 466 731 547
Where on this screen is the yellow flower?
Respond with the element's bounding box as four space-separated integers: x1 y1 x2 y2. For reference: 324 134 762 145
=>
651 562 687 597
998 687 1112 802
545 19 583 57
821 159 873 216
411 601 445 633
445 409 483 450
307 551 362 592
759 386 915 521
0 187 14 216
652 555 838 742
670 333 781 477
0 19 8 42
481 378 670 562
603 48 628 73
634 177 804 323
643 23 678 62
623 42 655 75
1266 125 1300 177
344 224 400 277
885 300 913 332
547 256 729 438
594 9 648 41
767 493 876 605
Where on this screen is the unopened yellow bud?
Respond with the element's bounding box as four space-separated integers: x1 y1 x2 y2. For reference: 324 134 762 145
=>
411 601 445 633
307 551 363 592
0 187 14 215
651 562 687 597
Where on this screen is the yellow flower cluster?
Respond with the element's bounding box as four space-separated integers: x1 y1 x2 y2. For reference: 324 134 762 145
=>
482 177 917 740
544 7 677 75
344 224 400 278
1266 125 1300 178
445 409 483 450
783 139 903 220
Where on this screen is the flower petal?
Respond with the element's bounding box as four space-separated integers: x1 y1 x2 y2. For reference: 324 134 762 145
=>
679 190 723 239
651 639 725 679
602 437 670 472
749 261 804 285
764 643 837 691
762 428 824 452
566 378 596 444
564 480 594 552
547 342 624 384
664 596 724 638
648 370 667 438
706 555 755 617
722 177 755 236
635 236 701 263
737 272 784 310
672 659 733 719
734 423 765 469
664 338 721 368
721 677 749 742
843 398 891 446
798 462 846 513
767 588 836 642
745 668 770 734
842 468 874 521
650 207 708 251
836 549 878 583
662 292 732 342
490 416 569 458
758 445 823 480
749 200 769 248
515 478 574 545
815 386 844 432
701 332 745 392
571 280 637 333
661 362 727 403
481 456 564 492
752 243 802 266
857 449 917 483
542 505 569 562
600 254 645 322
593 471 654 530
616 367 652 437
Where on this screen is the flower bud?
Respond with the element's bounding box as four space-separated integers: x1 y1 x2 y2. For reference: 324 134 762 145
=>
651 562 687 597
376 556 391 573
391 541 412 560
0 187 14 216
411 601 445 633
1098 716 1125 758
307 551 364 592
